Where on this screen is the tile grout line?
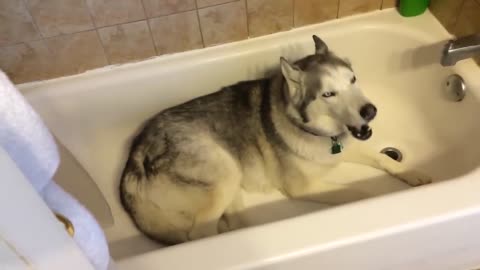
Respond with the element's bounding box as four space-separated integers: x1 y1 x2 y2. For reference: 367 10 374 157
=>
244 0 251 38
143 8 198 19
20 0 45 41
19 0 54 79
41 28 99 41
94 18 156 31
14 0 52 58
195 0 206 47
0 40 43 49
93 30 110 65
336 0 341 19
197 0 238 10
292 0 295 29
82 0 110 65
195 0 207 48
140 0 159 55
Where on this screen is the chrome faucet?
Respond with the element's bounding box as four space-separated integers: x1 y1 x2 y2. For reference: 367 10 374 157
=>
441 34 480 66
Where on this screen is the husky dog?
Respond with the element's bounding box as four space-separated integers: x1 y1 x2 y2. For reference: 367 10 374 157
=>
120 36 431 244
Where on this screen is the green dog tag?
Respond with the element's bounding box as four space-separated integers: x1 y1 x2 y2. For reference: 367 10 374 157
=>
331 137 343 154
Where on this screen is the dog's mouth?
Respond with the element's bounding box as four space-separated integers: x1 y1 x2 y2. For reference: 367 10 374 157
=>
347 125 372 140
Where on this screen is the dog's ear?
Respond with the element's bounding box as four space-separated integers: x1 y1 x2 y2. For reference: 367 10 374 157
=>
313 35 328 55
280 57 302 104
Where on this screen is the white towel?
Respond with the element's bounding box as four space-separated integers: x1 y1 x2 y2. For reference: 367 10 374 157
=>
0 72 58 192
42 182 110 270
0 70 110 270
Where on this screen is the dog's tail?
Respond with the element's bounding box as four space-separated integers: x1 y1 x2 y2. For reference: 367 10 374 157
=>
120 131 152 212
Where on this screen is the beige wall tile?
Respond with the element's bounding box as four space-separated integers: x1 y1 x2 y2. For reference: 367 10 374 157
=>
382 0 397 9
142 0 196 17
448 0 480 64
0 41 53 83
3 0 392 82
98 21 155 64
197 0 234 8
45 31 108 77
86 0 145 27
454 0 480 36
26 0 94 37
430 0 466 33
150 11 203 55
198 1 248 46
338 0 382 17
294 0 338 27
0 1 41 46
247 0 293 37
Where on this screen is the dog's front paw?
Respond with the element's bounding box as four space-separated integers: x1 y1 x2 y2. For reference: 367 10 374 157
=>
395 170 433 187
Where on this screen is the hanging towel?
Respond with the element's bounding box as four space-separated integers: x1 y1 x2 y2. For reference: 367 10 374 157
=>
0 70 110 270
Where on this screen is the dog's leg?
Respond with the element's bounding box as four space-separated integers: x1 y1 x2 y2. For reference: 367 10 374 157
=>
218 191 245 233
186 145 242 241
341 148 432 186
189 180 240 240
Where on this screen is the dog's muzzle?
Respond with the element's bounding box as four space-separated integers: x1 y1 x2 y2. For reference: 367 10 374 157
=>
348 103 376 140
347 125 372 140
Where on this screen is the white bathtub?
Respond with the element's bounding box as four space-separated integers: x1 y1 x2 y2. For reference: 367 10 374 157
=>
20 9 480 270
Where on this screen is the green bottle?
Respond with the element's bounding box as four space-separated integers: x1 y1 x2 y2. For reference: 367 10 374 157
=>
399 0 430 17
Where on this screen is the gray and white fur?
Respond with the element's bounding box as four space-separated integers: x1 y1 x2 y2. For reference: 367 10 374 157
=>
120 36 431 245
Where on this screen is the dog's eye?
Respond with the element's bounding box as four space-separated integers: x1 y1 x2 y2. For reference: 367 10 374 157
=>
351 76 356 84
322 92 336 98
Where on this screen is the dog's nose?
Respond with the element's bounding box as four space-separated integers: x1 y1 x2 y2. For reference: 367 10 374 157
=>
360 103 377 121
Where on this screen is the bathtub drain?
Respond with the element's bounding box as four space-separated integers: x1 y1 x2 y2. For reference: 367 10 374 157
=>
380 147 403 162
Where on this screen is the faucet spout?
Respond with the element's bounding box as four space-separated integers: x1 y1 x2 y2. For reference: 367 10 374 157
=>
441 34 480 66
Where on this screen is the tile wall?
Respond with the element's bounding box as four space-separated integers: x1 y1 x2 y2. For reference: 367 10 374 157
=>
430 0 480 63
0 0 396 83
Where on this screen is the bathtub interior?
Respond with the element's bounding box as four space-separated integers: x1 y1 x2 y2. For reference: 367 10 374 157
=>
19 10 480 260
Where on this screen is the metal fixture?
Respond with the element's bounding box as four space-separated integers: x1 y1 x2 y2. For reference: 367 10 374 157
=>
445 74 466 102
381 147 403 162
441 34 480 66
